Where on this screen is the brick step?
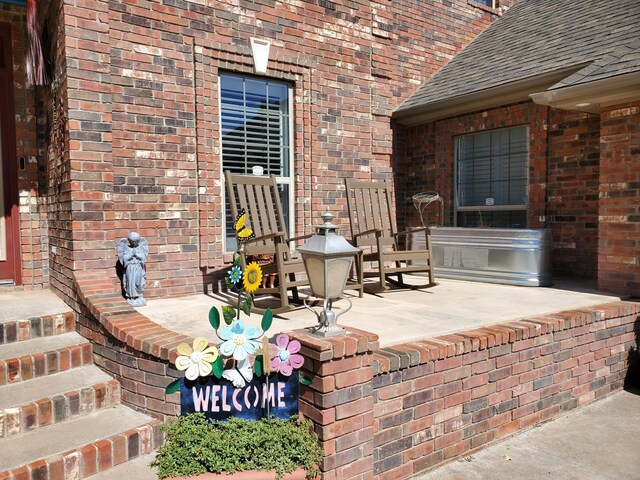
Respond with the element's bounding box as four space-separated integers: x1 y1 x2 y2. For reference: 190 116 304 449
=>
0 404 161 479
0 332 92 386
0 365 120 438
0 289 72 325
87 452 158 479
0 311 76 345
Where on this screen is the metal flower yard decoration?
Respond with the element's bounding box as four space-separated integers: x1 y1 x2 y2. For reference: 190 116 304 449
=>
165 209 308 407
175 337 219 381
243 262 263 293
270 334 304 377
219 319 262 361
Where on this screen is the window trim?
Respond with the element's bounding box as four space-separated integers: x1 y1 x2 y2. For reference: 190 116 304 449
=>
218 72 295 253
453 125 529 227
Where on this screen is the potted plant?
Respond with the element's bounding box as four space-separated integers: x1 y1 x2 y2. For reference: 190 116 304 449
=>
150 414 322 479
155 210 321 479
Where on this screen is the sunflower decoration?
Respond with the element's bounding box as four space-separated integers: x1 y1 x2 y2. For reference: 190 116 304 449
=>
224 211 265 324
243 262 263 294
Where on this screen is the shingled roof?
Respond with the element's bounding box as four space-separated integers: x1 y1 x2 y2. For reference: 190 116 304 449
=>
394 0 640 125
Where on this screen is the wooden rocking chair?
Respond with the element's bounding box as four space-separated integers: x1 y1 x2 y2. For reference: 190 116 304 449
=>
225 171 310 315
344 178 435 291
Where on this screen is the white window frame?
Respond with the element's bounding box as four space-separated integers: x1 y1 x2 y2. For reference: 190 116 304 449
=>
219 73 295 252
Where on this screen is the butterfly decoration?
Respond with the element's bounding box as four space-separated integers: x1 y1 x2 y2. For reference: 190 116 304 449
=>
222 357 253 388
234 208 255 242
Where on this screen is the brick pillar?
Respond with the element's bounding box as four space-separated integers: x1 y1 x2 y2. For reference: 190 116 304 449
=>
63 0 115 288
598 101 640 296
290 328 379 480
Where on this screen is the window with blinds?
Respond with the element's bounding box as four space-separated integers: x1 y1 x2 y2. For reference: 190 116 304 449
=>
220 73 293 251
455 126 528 228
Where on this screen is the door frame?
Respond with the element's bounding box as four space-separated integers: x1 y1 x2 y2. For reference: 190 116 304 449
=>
0 22 22 285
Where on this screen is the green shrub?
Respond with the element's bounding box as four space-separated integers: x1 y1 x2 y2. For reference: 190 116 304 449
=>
150 414 322 479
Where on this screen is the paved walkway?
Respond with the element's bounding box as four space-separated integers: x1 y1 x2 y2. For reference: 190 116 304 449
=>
413 389 640 480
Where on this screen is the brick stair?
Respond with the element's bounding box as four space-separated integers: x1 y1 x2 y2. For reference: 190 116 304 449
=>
0 304 162 480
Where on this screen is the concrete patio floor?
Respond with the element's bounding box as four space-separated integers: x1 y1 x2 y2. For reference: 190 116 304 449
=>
136 277 622 347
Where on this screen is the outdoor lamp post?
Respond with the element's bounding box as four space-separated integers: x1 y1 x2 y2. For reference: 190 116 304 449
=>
298 209 361 337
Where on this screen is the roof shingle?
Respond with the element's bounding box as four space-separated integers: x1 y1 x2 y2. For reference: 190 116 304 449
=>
395 0 640 115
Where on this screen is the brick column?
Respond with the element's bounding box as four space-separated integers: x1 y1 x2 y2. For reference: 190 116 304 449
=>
62 0 115 295
598 101 640 296
290 328 379 480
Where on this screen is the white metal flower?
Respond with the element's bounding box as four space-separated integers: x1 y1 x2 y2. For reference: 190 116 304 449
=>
219 320 262 361
175 337 219 381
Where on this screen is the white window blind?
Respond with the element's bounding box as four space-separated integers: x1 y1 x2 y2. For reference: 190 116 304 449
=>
220 73 293 250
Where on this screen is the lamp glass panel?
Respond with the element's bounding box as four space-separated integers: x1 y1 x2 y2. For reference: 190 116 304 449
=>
325 257 353 298
305 256 327 298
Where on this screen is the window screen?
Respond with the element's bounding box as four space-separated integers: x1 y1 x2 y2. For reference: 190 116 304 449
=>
455 126 528 228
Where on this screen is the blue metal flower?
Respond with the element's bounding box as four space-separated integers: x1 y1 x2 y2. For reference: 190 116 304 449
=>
228 266 242 285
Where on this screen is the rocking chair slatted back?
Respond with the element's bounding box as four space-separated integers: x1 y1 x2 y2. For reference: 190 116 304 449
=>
225 172 286 257
345 179 397 248
225 171 307 314
344 177 435 291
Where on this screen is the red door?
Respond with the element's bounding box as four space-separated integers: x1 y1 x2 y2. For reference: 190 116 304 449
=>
0 23 21 285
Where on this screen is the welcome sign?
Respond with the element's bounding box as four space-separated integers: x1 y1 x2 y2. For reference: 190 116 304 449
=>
180 371 300 421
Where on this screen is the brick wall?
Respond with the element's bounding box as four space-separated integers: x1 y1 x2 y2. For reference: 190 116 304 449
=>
52 0 504 299
598 101 640 296
292 301 638 479
1 3 48 289
394 102 602 279
370 303 636 478
548 110 600 278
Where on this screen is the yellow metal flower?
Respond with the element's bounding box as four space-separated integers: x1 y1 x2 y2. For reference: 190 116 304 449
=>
243 262 263 293
175 337 219 381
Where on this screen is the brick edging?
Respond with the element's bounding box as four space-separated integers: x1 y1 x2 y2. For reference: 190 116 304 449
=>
0 379 121 438
372 301 639 375
1 421 162 480
0 312 75 345
73 272 193 363
0 342 93 386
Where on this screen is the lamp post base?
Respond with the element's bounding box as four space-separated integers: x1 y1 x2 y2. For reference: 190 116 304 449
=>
303 297 352 337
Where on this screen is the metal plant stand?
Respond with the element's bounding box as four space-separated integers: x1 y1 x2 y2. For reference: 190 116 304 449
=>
412 192 443 227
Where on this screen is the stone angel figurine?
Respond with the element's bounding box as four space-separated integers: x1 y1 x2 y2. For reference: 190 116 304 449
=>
117 232 149 307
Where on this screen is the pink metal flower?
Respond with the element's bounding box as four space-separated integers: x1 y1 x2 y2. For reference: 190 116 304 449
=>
269 334 304 376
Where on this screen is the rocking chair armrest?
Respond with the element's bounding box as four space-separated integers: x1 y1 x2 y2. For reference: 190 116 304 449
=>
245 231 287 244
287 233 314 245
394 226 430 238
354 228 382 239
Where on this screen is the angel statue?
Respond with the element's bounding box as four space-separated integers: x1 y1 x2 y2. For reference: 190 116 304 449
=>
117 232 149 307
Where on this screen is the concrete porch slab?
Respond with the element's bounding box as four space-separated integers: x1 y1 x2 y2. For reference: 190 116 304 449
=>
136 277 621 347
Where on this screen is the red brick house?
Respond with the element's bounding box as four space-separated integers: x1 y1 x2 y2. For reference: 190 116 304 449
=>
393 0 640 297
1 1 639 479
1 0 517 301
